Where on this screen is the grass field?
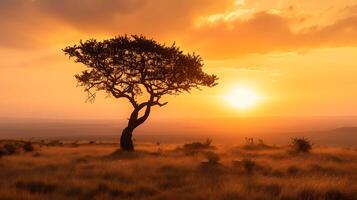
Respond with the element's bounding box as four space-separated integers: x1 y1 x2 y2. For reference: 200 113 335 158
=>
0 139 356 200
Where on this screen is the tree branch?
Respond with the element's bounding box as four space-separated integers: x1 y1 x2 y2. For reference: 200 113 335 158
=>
135 105 151 128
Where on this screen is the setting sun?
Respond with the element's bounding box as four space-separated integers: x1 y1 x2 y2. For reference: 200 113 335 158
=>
226 87 260 109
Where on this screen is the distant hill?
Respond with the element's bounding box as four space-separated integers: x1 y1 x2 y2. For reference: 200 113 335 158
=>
0 118 356 146
312 127 357 146
331 127 357 133
271 127 357 147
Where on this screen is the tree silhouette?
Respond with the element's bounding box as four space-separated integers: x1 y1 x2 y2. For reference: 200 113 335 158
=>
63 35 218 151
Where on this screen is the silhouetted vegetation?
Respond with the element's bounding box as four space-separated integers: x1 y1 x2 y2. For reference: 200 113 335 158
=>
0 140 356 200
23 142 34 152
182 139 214 150
290 137 313 153
286 165 301 176
63 35 218 151
3 143 16 154
241 158 256 174
89 140 96 145
242 138 276 150
47 140 63 147
16 181 57 194
232 158 266 175
71 141 79 147
204 151 220 165
0 140 36 156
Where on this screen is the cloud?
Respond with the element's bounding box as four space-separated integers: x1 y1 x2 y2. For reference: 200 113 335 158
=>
343 4 357 15
35 0 143 30
0 0 232 48
0 0 357 58
188 11 357 58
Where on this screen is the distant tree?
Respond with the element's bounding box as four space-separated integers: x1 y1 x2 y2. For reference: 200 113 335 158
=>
63 35 218 151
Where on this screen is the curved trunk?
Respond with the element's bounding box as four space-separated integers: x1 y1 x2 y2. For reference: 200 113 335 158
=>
120 104 151 151
120 127 134 151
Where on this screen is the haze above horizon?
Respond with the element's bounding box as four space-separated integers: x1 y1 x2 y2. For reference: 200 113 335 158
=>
1 0 357 122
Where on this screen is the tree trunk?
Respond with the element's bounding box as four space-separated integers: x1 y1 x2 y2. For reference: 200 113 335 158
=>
120 104 151 151
120 127 134 151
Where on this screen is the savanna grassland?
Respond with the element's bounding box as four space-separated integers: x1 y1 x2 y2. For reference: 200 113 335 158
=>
0 139 356 200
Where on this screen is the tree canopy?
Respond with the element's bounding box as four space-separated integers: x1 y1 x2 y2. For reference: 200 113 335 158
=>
63 35 217 108
63 35 218 150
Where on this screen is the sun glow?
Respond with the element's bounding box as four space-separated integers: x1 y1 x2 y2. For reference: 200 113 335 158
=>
225 87 260 109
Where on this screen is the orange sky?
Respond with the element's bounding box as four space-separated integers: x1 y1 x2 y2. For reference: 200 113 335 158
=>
1 0 357 120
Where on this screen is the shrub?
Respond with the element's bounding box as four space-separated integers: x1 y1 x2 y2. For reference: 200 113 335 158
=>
245 137 254 145
48 140 63 146
324 189 345 200
233 159 270 175
0 148 4 158
290 137 312 153
4 143 17 155
23 142 34 152
182 139 214 150
263 183 282 196
71 141 79 147
287 165 301 176
15 181 57 194
89 140 96 145
205 151 220 165
242 138 275 150
298 188 320 200
65 187 82 197
242 159 256 174
0 140 37 156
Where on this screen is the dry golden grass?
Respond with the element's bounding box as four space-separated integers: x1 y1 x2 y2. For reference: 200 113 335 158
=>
0 140 356 200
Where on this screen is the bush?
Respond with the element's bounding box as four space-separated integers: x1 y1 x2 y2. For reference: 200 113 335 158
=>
290 137 312 153
205 151 220 165
23 142 34 152
262 183 282 196
233 158 271 175
287 165 300 176
0 140 38 156
182 139 214 150
0 149 4 158
47 140 63 146
71 141 79 147
324 189 347 200
242 138 275 150
298 188 320 200
89 140 96 145
4 143 17 155
15 181 57 194
242 159 256 174
245 137 254 145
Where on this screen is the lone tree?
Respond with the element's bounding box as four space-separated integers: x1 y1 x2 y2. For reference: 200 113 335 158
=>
63 35 218 151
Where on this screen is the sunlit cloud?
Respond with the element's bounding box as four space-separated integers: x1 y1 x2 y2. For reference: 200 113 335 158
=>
1 0 357 58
